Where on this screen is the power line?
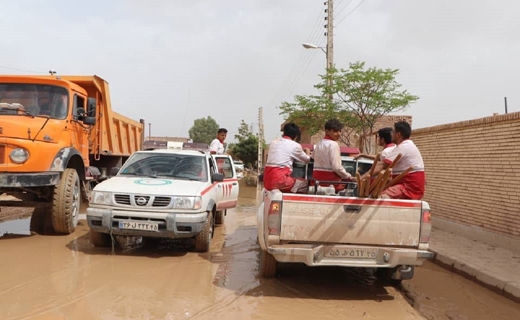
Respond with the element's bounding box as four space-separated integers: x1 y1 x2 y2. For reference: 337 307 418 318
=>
335 0 355 17
335 0 365 26
266 5 326 109
0 64 45 74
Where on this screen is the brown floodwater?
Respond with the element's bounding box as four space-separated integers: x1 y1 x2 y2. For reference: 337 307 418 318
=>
0 180 518 320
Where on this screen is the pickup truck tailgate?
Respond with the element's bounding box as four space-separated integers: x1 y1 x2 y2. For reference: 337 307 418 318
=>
279 194 423 247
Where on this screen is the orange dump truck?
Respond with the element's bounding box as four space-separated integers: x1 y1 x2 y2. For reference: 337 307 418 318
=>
0 74 145 234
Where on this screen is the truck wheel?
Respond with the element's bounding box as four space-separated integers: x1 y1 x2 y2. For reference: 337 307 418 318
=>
259 249 277 278
90 230 111 247
215 210 226 225
51 168 81 234
194 212 213 252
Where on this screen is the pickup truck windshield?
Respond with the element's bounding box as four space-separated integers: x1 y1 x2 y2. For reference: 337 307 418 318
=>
119 153 208 182
0 84 68 119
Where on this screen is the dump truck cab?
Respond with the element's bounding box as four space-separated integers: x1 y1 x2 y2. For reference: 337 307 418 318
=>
0 75 144 235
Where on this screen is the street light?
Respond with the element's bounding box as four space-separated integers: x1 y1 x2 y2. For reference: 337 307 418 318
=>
302 43 326 54
302 42 333 101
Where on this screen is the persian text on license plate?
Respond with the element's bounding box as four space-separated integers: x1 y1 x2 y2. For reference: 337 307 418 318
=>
118 221 159 232
325 248 377 259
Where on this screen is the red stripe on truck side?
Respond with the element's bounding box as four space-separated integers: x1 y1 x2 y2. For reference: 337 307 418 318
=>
201 183 217 196
282 194 421 208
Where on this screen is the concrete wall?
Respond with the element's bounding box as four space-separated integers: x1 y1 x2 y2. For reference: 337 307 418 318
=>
412 112 520 240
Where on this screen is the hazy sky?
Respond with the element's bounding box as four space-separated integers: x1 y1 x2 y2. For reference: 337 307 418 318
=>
1 0 518 143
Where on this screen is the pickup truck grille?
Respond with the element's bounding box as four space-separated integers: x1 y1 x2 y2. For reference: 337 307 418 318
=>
152 196 171 207
114 194 172 207
0 145 5 164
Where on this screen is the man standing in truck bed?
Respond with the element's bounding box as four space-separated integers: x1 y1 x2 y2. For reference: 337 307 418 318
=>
362 121 425 200
264 123 311 193
312 119 353 193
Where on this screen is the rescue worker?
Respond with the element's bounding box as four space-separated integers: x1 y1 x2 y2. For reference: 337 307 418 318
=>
263 123 311 193
209 128 227 155
362 121 425 200
354 127 396 163
312 119 353 193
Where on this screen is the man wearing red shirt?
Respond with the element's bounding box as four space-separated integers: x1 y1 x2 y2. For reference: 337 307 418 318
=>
362 121 425 200
264 123 311 193
312 119 353 192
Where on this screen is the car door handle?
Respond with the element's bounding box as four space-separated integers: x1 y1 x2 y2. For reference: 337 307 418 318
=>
232 183 237 186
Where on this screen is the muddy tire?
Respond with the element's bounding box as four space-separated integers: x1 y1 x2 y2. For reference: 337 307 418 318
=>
194 212 213 252
90 230 111 247
30 207 54 235
215 210 226 225
52 168 81 234
259 249 277 278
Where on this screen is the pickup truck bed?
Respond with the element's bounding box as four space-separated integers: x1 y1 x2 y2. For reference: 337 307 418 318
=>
257 189 434 282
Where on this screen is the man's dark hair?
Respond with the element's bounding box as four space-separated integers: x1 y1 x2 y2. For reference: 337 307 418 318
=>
217 128 228 134
282 122 301 140
394 121 411 139
377 127 393 144
324 119 343 131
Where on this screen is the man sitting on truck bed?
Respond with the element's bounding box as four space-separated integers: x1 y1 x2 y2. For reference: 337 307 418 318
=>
354 127 396 163
311 119 353 193
264 123 311 193
362 121 425 200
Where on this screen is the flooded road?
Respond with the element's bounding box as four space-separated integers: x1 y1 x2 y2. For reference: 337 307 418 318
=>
0 181 518 319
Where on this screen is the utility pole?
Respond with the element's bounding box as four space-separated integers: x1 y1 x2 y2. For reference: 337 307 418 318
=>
504 97 508 114
325 0 334 101
148 123 151 140
257 107 264 175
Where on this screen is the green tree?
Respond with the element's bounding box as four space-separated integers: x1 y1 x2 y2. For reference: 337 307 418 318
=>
279 61 419 150
230 135 259 168
229 119 259 168
188 116 219 145
235 120 252 142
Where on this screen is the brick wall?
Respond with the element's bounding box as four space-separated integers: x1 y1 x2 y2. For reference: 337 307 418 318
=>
412 112 520 238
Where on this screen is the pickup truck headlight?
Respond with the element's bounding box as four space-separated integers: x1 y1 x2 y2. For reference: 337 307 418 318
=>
173 196 202 210
90 191 112 205
10 148 29 164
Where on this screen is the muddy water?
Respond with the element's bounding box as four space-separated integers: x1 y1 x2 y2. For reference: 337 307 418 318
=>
0 181 424 319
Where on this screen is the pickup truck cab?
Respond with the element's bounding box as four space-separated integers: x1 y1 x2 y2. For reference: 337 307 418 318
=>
86 149 239 252
258 156 434 284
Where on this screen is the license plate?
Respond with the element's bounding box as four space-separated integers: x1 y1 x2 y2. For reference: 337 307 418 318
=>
324 247 377 259
118 220 159 232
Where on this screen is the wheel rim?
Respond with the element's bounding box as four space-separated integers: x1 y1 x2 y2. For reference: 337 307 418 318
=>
71 178 80 227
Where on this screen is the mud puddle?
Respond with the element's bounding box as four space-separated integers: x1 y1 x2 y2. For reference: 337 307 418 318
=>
0 218 31 236
0 181 422 319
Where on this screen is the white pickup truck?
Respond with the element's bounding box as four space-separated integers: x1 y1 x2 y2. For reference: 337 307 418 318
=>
257 156 434 284
86 149 239 252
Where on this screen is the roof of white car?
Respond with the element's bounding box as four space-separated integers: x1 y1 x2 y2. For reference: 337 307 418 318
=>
342 156 374 165
137 148 207 156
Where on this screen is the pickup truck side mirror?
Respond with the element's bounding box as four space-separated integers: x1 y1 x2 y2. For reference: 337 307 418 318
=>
211 172 224 182
109 167 120 176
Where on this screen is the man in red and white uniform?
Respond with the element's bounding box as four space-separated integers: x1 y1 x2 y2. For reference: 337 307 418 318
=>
209 128 227 155
264 123 311 193
362 121 425 200
312 119 353 192
354 127 396 163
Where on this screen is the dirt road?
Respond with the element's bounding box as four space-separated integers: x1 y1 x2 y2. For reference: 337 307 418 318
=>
0 182 518 320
